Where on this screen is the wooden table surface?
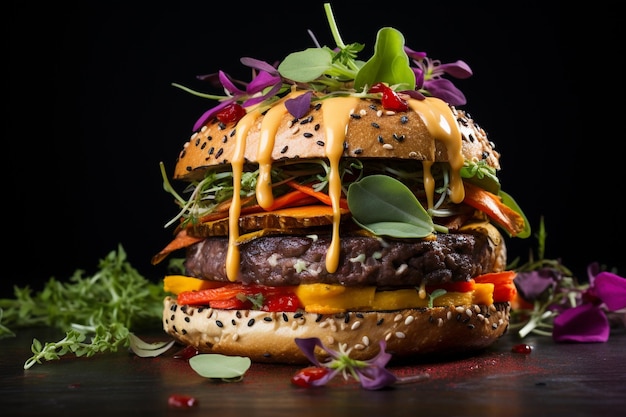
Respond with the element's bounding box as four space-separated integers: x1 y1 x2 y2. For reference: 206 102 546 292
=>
1 326 624 417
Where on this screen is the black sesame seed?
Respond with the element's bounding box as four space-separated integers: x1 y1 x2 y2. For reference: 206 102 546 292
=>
344 313 350 323
170 314 175 321
300 116 313 124
371 122 380 129
303 132 314 138
400 115 408 124
314 123 320 131
294 312 303 319
170 305 177 312
314 103 322 111
281 146 288 154
172 325 178 333
218 122 226 130
456 313 462 321
316 140 325 147
376 318 384 326
428 316 434 323
481 151 489 160
182 329 187 335
231 319 236 325
263 316 273 322
200 142 207 150
468 133 475 142
392 133 405 142
316 314 323 322
230 129 236 137
181 306 188 313
180 150 186 159
215 148 224 159
377 135 384 144
195 137 201 146
207 135 213 141
216 320 224 328
236 311 242 319
350 113 361 120
184 317 190 323
282 313 288 322
185 166 192 172
356 313 364 318
247 318 255 327
353 148 363 154
222 135 228 143
369 104 377 110
208 146 214 155
468 324 475 329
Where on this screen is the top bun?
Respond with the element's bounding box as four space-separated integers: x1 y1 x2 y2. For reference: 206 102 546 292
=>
174 97 500 180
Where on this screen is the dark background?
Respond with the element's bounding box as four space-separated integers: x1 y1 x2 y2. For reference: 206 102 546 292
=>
6 1 623 296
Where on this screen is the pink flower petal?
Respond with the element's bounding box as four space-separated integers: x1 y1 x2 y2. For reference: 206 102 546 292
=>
553 303 610 343
593 272 626 311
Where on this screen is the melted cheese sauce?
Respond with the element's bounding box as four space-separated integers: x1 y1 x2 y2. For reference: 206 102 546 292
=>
225 94 465 281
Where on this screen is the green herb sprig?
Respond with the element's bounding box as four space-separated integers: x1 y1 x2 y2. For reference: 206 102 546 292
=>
0 245 169 369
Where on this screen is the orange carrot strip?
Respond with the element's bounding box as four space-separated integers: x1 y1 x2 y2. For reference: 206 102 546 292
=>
151 229 204 265
286 181 349 209
474 271 518 302
463 182 526 237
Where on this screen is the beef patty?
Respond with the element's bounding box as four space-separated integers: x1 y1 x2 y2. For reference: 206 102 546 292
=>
184 232 501 287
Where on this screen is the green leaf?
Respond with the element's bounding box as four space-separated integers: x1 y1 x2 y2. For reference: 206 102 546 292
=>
354 27 415 91
278 48 334 83
347 175 435 238
189 354 251 380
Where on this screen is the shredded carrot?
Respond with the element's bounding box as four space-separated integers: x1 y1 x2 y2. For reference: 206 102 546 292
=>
286 181 349 209
463 182 526 237
151 229 203 265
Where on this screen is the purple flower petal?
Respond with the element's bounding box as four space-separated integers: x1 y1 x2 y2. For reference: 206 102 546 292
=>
192 100 233 132
423 78 467 106
404 47 427 61
246 71 282 94
553 303 610 343
514 269 558 301
357 366 397 390
240 57 279 74
218 70 245 95
437 60 473 79
593 272 626 311
294 337 325 366
285 91 312 119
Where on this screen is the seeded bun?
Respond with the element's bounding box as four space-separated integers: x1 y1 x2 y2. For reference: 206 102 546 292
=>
174 101 500 181
164 296 511 363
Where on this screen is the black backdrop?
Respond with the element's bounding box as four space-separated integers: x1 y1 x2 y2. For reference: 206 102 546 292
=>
6 1 623 296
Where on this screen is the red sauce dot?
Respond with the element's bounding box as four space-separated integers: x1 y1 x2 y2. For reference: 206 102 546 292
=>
168 394 198 408
512 344 532 354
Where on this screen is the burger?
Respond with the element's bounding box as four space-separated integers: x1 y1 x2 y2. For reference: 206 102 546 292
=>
153 3 530 364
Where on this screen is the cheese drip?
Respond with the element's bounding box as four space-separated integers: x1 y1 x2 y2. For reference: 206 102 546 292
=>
226 109 261 281
256 91 307 209
408 97 465 206
321 97 360 273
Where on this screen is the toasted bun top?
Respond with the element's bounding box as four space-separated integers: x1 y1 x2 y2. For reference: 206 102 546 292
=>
174 95 500 180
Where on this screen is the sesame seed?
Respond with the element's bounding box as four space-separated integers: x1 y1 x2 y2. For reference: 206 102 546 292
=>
303 132 314 138
247 318 255 327
393 314 403 322
392 133 405 142
222 135 228 143
385 110 396 116
232 333 239 341
231 319 236 325
291 126 300 135
200 126 207 132
466 309 473 317
409 151 417 158
294 312 303 319
376 318 384 326
287 120 294 128
216 320 223 328
218 122 226 130
316 140 325 146
371 122 380 129
395 332 406 339
353 148 363 154
376 110 383 117
404 316 414 325
377 135 384 144
314 102 322 111
184 316 190 323
282 313 288 322
437 318 444 327
319 321 329 328
354 344 365 350
351 321 361 330
314 123 320 131
383 143 394 150
215 148 224 159
300 116 313 124
400 115 408 124
281 146 288 154
350 113 362 120
208 146 214 155
181 328 187 335
359 109 367 116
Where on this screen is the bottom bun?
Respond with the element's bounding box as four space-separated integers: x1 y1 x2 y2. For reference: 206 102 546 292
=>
163 296 511 363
